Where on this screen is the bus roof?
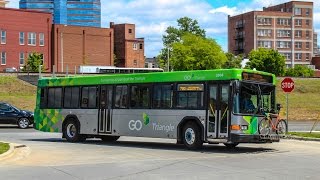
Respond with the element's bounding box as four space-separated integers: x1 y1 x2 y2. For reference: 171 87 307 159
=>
38 69 276 87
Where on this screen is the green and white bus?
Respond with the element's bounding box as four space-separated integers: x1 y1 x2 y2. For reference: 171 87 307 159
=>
34 69 280 149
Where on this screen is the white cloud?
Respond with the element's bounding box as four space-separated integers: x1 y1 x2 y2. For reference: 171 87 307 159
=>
4 0 320 56
209 6 238 16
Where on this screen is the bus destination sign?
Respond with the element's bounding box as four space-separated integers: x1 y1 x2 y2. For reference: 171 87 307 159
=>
242 72 272 83
178 84 204 91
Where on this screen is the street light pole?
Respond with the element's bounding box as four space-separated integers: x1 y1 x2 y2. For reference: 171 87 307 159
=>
291 15 295 68
167 47 170 72
61 31 64 73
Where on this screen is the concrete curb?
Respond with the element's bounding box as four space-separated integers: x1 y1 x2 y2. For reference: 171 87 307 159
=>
0 142 15 160
283 135 320 142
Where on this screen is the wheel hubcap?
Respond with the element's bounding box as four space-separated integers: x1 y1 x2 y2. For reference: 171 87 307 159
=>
185 128 195 145
67 124 76 138
19 118 29 128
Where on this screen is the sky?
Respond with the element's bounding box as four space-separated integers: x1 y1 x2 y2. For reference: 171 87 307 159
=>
7 0 320 58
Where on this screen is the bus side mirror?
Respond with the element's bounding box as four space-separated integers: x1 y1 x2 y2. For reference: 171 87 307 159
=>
276 103 282 111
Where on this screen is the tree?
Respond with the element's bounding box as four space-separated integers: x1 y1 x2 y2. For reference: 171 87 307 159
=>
23 52 44 72
223 53 242 69
246 48 286 76
158 17 206 70
169 33 227 71
163 17 206 46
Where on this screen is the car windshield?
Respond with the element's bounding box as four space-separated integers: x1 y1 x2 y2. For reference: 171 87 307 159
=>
233 82 275 115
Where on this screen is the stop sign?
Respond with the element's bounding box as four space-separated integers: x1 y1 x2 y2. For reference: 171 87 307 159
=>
281 78 294 93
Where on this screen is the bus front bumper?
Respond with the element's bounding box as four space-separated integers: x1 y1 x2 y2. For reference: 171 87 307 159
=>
230 133 280 143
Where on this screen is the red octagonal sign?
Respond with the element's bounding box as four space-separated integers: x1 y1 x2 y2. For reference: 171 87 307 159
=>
281 78 295 93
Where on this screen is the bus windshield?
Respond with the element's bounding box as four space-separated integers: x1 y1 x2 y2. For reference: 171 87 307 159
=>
233 82 275 115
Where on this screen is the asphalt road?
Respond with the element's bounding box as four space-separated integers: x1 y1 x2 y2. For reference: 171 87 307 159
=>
1 125 320 180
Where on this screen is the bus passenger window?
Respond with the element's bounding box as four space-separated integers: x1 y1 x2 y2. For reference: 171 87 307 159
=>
130 85 150 108
153 84 173 108
115 85 128 108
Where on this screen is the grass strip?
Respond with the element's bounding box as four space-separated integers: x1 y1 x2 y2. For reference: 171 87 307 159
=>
288 132 320 138
0 142 10 155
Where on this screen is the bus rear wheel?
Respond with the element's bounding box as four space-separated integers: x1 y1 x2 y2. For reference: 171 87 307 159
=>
100 136 120 142
63 119 86 142
182 121 203 150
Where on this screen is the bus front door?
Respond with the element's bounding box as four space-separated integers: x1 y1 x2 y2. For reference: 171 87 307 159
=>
207 83 229 139
98 85 113 133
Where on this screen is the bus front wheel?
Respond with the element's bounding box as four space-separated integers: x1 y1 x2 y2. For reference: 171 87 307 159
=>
63 119 86 142
182 121 203 150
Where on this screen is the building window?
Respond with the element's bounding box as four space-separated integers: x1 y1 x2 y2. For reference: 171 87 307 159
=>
19 52 24 65
277 30 291 37
281 53 291 60
133 60 137 65
277 18 291 26
306 42 310 49
257 41 272 48
295 53 302 60
295 42 302 49
295 30 302 38
128 29 132 33
1 31 6 44
295 19 302 26
257 18 271 25
19 32 25 45
306 53 310 60
28 32 36 46
1 52 6 65
277 41 291 48
306 8 310 16
133 43 138 50
39 33 44 46
139 43 143 49
306 20 310 26
257 29 272 37
294 8 301 15
306 31 310 39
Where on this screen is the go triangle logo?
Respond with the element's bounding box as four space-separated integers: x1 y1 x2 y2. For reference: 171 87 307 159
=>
143 113 149 125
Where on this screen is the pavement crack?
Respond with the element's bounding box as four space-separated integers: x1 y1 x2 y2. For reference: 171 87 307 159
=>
105 159 185 180
50 166 82 180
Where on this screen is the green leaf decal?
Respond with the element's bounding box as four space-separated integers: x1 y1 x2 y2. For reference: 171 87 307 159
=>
143 113 149 125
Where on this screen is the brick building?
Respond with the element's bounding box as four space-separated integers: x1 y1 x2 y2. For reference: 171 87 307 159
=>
0 7 52 72
110 22 145 68
228 1 315 67
52 24 113 73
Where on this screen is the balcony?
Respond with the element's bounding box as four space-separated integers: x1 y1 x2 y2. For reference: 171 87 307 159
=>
234 34 244 40
236 23 244 29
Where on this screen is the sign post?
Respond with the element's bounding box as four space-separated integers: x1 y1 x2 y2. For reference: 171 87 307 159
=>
281 78 295 131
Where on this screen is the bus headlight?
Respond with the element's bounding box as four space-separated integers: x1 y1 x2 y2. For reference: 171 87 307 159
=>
241 125 248 130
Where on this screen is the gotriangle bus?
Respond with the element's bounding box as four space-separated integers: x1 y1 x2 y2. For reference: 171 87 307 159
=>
34 69 280 149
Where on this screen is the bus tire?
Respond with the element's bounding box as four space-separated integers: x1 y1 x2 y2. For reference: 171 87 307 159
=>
63 119 86 143
182 121 203 150
100 136 120 142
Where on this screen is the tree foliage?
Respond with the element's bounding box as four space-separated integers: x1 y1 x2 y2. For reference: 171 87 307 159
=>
223 53 242 69
170 33 227 71
24 52 44 72
246 48 286 76
163 17 206 47
285 65 314 77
